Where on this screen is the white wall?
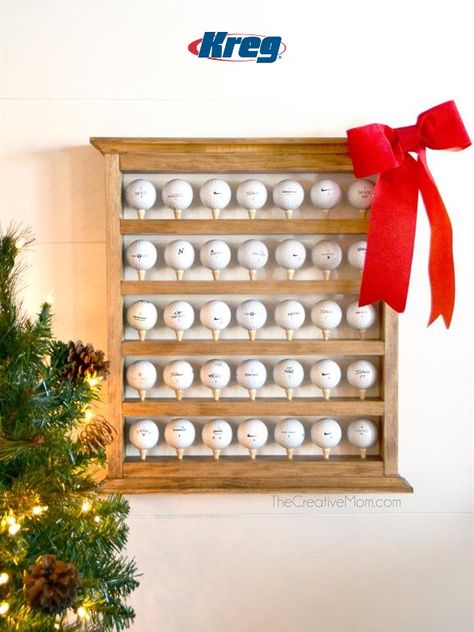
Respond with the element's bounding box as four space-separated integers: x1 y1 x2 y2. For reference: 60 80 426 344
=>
1 1 473 630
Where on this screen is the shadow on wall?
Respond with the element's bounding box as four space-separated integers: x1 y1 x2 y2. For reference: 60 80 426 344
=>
46 144 106 243
4 145 107 243
9 145 109 346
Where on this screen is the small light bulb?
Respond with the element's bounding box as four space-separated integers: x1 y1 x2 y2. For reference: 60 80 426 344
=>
8 523 20 536
83 409 94 422
0 601 10 615
32 505 43 516
6 516 16 526
77 606 90 620
93 516 101 524
15 237 26 250
86 376 100 387
81 500 92 513
0 573 8 585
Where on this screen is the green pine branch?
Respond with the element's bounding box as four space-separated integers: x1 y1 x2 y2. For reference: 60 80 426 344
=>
0 226 139 631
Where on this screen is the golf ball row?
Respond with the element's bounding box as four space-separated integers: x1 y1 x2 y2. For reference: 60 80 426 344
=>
126 299 376 341
126 358 377 401
124 178 374 220
125 238 367 281
128 417 378 460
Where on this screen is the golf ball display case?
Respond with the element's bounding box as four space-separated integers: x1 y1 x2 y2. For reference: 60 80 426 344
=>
91 137 411 494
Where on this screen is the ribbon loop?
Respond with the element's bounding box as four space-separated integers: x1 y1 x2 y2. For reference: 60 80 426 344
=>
416 101 472 150
347 100 471 327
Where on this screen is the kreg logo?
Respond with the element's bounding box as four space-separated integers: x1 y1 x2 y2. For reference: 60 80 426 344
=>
188 32 286 63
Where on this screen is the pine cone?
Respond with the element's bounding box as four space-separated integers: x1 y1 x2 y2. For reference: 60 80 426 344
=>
64 340 109 382
79 416 116 455
24 554 81 615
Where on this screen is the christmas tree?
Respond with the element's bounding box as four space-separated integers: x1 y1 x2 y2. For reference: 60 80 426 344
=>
0 227 139 631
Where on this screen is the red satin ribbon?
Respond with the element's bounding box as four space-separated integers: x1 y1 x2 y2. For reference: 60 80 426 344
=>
347 101 471 327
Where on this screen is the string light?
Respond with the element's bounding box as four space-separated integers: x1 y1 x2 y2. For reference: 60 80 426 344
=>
81 500 92 514
93 516 101 524
85 375 101 387
83 409 94 422
0 573 8 585
0 602 9 615
77 605 90 620
14 237 26 250
8 523 20 536
32 505 48 516
6 516 16 526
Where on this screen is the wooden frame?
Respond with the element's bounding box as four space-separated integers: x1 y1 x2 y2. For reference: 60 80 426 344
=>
91 137 412 494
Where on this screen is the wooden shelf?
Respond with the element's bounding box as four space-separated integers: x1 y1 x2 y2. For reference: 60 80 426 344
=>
120 219 368 235
100 456 412 493
122 398 384 417
121 279 361 295
121 339 384 356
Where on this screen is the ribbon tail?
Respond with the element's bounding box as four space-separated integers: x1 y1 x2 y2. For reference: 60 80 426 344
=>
417 150 455 327
359 157 419 312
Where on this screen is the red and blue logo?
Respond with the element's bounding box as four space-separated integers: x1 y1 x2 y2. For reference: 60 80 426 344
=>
188 32 286 64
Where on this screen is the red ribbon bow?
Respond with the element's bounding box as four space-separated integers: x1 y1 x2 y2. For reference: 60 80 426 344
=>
347 101 471 327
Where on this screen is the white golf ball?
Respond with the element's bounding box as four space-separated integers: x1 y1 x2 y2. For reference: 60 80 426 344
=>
129 419 159 451
126 361 157 391
311 419 342 449
200 179 231 210
200 359 231 390
275 300 306 331
200 301 231 331
310 179 342 209
274 418 305 449
161 179 193 211
347 419 378 449
126 240 157 271
126 300 158 332
236 300 267 331
311 300 342 331
236 179 268 210
162 360 194 391
348 179 374 209
348 241 367 270
275 240 307 270
346 302 376 330
310 360 342 389
237 240 269 271
124 179 157 211
164 419 195 449
200 240 231 270
164 240 195 271
236 360 267 390
237 419 268 449
163 301 195 332
273 359 304 389
202 419 233 450
311 240 343 271
272 179 304 210
347 360 377 390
